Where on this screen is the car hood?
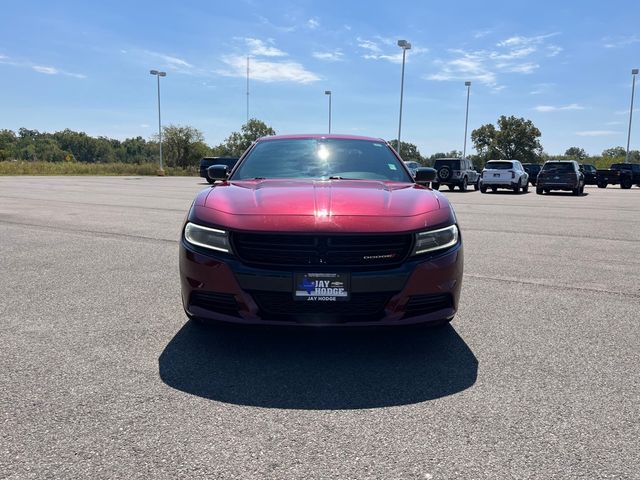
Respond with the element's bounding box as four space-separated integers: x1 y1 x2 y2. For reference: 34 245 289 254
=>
191 179 452 233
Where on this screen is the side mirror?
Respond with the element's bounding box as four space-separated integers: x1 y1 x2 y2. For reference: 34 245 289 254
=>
415 167 436 185
207 164 229 181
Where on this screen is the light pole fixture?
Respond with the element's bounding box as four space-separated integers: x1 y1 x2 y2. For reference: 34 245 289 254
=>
625 68 639 163
463 81 471 158
324 90 332 134
150 70 167 175
397 39 411 154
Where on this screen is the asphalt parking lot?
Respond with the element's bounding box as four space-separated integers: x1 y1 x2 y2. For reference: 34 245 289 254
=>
1 176 639 479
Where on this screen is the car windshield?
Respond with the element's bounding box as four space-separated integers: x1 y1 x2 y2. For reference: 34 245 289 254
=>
232 138 412 181
542 163 574 173
611 164 630 171
434 159 461 169
485 162 513 170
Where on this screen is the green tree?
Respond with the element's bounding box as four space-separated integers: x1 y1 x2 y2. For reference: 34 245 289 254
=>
471 115 542 165
564 147 588 160
602 146 626 158
388 140 425 163
162 125 210 168
218 119 276 156
0 129 17 161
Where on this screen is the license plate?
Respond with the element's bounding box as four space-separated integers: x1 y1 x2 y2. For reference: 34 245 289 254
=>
493 173 500 177
294 272 350 301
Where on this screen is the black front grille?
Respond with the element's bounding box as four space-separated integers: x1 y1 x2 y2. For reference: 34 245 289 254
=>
190 291 240 317
251 291 391 322
232 232 413 268
404 294 453 318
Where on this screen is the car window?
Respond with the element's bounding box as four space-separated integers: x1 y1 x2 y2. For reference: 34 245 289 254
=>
434 159 461 169
232 138 413 182
542 162 575 173
484 161 513 170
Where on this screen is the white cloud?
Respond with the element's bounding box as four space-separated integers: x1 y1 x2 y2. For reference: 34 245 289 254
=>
244 38 287 57
529 83 555 95
426 32 559 86
357 38 382 54
473 29 492 39
143 50 193 72
547 45 563 57
603 34 640 49
32 65 58 75
575 130 620 137
605 121 623 126
497 32 559 48
140 124 150 128
504 62 539 74
307 18 319 29
313 50 344 62
534 103 585 112
357 37 427 64
426 51 497 85
219 55 319 83
32 64 86 78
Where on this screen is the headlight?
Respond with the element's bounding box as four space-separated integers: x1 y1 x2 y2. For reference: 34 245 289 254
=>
184 222 232 253
412 224 459 255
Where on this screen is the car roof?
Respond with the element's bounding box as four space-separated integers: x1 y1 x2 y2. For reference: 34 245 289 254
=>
256 134 386 142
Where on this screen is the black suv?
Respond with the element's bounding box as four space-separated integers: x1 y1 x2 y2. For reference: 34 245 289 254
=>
579 164 597 185
536 160 585 195
199 157 239 184
432 158 480 191
522 163 542 186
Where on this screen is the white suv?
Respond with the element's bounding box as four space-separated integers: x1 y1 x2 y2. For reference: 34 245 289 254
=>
480 160 529 194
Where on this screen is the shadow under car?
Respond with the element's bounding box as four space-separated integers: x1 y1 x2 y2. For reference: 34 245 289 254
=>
158 320 478 410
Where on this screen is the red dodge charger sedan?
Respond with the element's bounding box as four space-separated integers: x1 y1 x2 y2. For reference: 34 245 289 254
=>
179 134 463 326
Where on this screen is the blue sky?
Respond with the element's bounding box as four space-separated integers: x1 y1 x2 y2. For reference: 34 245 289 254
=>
1 0 639 156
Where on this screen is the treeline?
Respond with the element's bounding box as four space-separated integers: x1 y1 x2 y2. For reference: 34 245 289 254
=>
0 119 276 169
1 116 637 172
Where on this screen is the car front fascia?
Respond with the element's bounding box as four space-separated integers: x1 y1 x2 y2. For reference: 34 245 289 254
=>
179 208 463 326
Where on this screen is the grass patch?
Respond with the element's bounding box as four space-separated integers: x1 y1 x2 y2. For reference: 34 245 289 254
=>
0 161 198 176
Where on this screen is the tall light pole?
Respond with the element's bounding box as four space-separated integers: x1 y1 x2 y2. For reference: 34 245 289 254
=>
149 70 166 175
246 56 250 124
625 68 638 163
397 39 411 154
324 90 332 133
463 81 471 158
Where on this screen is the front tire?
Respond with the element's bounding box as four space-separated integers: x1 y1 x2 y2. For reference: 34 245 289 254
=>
480 184 487 193
461 177 468 192
474 179 480 191
536 187 543 195
448 185 455 191
513 182 521 194
491 186 497 193
597 182 607 188
432 182 440 190
621 179 632 189
523 182 529 193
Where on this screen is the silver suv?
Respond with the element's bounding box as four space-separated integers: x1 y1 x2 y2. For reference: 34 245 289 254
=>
432 158 480 191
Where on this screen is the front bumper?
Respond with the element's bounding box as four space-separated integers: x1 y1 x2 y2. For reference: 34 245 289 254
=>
179 239 463 326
